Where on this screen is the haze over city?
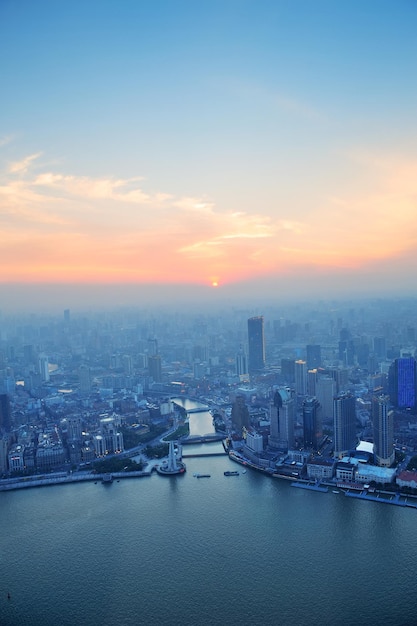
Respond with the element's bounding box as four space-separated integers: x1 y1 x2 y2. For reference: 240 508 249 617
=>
1 0 416 312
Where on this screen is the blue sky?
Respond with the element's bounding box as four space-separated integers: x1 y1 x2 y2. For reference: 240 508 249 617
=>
1 0 417 309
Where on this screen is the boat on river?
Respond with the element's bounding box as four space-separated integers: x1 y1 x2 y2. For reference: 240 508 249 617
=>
224 470 239 476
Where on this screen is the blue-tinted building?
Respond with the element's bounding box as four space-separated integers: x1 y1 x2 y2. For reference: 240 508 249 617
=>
247 316 265 372
389 357 416 410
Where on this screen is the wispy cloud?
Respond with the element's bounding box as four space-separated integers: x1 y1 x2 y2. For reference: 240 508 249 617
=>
9 152 42 174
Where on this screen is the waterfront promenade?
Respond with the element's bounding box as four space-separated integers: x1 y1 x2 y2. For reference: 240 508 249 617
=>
0 468 153 492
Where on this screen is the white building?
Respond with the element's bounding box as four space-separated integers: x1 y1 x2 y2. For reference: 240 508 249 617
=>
246 431 263 453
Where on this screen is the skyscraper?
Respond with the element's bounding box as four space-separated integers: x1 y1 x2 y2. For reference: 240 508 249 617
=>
333 393 357 458
307 369 318 396
269 388 295 450
372 394 394 467
247 316 265 372
236 344 248 378
389 357 417 409
38 354 50 383
148 354 162 383
303 397 322 451
316 376 336 420
295 360 307 395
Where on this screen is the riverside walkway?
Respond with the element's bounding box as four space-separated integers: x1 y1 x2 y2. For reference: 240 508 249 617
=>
0 469 153 492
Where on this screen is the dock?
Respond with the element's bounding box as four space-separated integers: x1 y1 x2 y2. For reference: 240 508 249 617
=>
292 481 329 493
344 490 417 509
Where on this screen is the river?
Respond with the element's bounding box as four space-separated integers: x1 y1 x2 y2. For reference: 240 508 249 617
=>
1 400 416 625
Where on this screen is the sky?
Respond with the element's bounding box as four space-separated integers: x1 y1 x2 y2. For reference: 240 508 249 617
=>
1 0 417 310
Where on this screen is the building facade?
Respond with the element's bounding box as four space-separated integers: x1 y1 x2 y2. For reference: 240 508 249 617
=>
333 393 357 458
372 394 394 467
247 316 265 372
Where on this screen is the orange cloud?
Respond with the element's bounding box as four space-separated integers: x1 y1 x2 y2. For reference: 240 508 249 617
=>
1 149 416 286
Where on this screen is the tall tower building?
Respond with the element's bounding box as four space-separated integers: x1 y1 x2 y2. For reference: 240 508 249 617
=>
333 393 357 458
372 394 394 467
389 357 417 409
316 376 336 420
295 360 307 396
303 397 322 451
38 354 50 383
148 354 162 383
307 369 318 396
247 316 265 372
235 345 248 378
269 388 294 450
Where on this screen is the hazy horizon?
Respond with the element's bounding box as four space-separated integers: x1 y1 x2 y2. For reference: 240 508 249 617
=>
1 279 417 315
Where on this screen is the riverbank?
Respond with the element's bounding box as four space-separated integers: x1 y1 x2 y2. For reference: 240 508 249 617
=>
0 469 153 492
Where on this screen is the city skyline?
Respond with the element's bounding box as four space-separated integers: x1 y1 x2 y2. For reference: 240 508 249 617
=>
1 0 417 310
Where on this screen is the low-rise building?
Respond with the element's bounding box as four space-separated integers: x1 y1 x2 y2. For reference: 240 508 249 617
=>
306 458 335 481
335 461 356 482
396 470 417 490
8 444 25 472
356 465 396 485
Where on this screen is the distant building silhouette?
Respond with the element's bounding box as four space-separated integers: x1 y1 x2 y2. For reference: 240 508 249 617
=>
148 354 162 383
373 337 386 359
78 365 91 393
281 358 295 383
38 354 50 383
235 345 248 378
306 344 321 369
247 316 265 372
